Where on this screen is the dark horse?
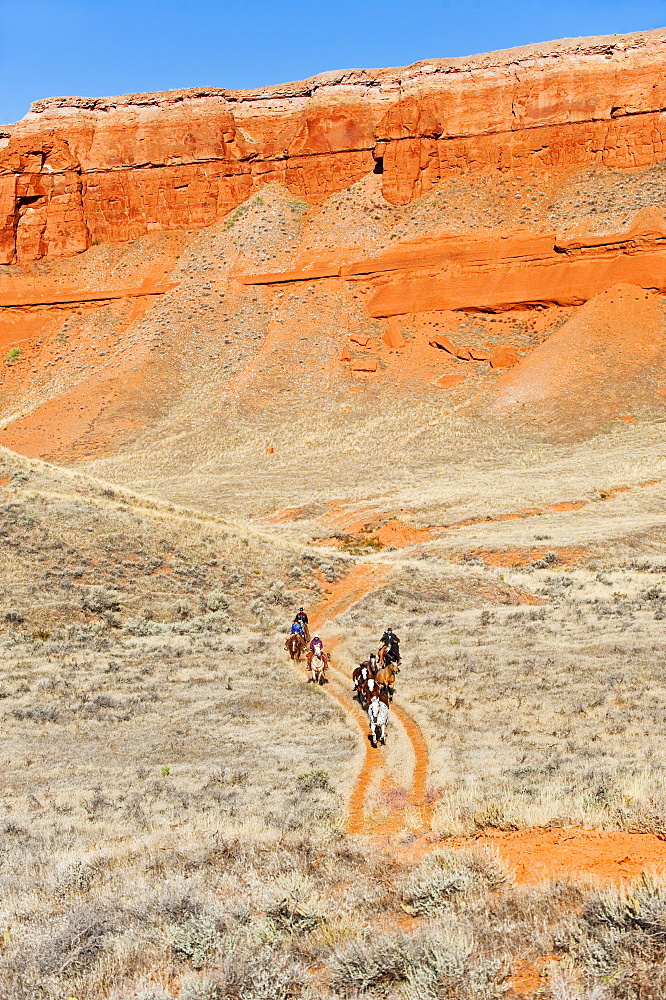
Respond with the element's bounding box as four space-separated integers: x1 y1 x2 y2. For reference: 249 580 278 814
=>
285 634 305 661
379 645 401 672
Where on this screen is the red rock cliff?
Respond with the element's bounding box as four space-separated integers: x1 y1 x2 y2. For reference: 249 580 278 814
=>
3 27 666 262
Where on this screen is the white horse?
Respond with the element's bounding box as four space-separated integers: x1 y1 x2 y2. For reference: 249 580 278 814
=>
308 648 328 685
368 696 389 746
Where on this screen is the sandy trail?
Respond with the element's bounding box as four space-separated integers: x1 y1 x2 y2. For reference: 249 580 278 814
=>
305 562 432 837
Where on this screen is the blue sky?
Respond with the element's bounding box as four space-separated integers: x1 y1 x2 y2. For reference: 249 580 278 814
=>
1 0 665 124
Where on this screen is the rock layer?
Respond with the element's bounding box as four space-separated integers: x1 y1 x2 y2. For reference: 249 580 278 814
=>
239 210 666 315
4 28 666 261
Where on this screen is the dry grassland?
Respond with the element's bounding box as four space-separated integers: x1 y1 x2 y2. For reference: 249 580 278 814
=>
0 439 665 998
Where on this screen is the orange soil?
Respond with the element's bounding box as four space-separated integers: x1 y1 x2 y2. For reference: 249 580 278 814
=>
0 342 156 461
313 659 376 837
451 827 666 886
319 518 434 549
509 957 559 998
494 284 666 430
308 563 393 628
365 519 433 547
458 546 592 567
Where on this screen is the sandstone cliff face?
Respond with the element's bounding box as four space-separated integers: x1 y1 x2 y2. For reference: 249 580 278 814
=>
3 28 666 262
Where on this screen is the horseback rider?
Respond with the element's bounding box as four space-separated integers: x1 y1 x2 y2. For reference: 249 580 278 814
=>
307 633 326 670
379 626 401 666
294 607 310 641
290 621 305 638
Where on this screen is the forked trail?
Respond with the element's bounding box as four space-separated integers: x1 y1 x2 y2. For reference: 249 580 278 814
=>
306 563 432 838
295 562 666 893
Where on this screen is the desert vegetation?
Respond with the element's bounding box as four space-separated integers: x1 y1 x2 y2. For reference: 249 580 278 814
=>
0 445 663 998
2 791 666 999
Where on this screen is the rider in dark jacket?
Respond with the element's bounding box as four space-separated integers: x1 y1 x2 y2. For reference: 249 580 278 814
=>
294 608 309 627
380 627 400 663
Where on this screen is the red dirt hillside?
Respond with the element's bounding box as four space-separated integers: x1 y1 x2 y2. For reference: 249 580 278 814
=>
2 30 666 468
493 282 666 429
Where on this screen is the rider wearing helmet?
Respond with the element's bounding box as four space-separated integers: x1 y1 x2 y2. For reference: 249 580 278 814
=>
307 633 325 670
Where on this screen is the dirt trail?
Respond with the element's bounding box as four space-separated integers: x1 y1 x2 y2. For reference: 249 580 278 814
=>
308 564 392 628
306 562 432 838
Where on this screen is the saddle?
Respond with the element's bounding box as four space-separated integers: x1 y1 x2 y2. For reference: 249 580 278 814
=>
308 650 327 670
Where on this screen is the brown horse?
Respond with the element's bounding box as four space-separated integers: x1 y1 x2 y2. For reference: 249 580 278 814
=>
358 675 388 709
352 662 372 693
285 634 305 661
375 664 396 701
360 653 378 676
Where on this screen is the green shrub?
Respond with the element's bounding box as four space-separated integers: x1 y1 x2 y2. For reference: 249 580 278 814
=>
5 347 20 364
400 848 512 915
223 204 248 230
166 913 223 968
341 534 384 555
298 769 330 791
330 925 506 998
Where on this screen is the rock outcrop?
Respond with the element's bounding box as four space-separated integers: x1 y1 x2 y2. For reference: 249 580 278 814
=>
4 28 666 262
240 210 666 315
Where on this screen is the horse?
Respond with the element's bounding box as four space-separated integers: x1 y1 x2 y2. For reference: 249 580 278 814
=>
368 696 389 747
358 675 389 710
285 633 305 661
379 645 401 671
352 663 371 693
357 674 377 708
375 664 396 701
359 652 378 676
307 648 328 684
